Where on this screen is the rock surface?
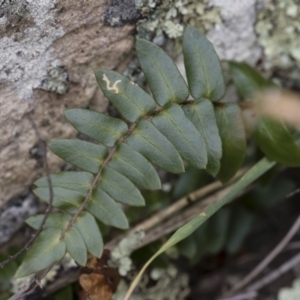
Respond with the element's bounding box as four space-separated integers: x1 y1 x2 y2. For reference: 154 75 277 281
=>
0 0 135 207
207 0 262 64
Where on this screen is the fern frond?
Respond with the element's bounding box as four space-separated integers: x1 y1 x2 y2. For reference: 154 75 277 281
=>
16 26 244 277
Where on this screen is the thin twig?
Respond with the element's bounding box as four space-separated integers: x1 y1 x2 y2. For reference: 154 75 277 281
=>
59 147 116 239
26 176 252 297
1 113 55 300
285 241 300 251
0 113 54 269
106 167 249 249
286 188 300 198
226 215 300 295
59 123 137 239
137 183 252 250
220 291 257 300
247 252 300 292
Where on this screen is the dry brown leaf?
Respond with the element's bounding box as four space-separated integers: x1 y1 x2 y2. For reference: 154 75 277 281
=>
79 250 120 300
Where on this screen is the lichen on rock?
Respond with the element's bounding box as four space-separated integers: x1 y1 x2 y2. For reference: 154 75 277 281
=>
135 0 221 40
0 0 30 20
104 0 141 27
0 0 64 99
40 63 69 95
255 0 300 89
207 0 261 64
0 0 135 208
256 0 300 68
113 265 190 300
0 191 38 245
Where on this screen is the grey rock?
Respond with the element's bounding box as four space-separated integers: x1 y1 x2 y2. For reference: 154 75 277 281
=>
0 191 38 245
104 0 141 27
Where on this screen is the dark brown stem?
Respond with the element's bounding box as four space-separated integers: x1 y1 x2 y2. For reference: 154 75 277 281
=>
59 123 138 239
59 147 116 239
0 113 54 270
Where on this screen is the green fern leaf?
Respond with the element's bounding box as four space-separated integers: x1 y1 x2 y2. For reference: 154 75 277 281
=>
65 109 128 147
26 213 87 266
183 99 222 176
87 187 129 229
229 61 276 99
34 172 92 213
27 212 103 258
229 62 300 166
136 38 189 106
34 172 93 192
33 187 84 212
253 117 300 166
49 139 108 174
98 167 145 206
183 26 225 101
215 103 246 183
108 144 161 190
94 70 156 122
74 212 103 258
19 26 224 277
127 119 184 174
152 103 207 168
26 213 70 230
15 228 66 278
65 227 87 266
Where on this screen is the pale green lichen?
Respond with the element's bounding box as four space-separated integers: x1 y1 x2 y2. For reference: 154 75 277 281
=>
278 277 300 300
256 0 300 68
40 64 68 94
10 254 76 293
109 231 145 277
135 0 221 40
0 0 30 20
113 265 190 300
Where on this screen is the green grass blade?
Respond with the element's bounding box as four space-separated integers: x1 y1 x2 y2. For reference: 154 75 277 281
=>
124 157 276 300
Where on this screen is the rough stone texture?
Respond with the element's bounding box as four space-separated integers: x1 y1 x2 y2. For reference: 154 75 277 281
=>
255 0 300 90
104 0 141 27
1 0 296 213
207 0 262 64
0 191 38 245
0 0 135 207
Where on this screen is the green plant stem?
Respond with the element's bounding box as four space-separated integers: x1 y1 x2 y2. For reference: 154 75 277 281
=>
137 183 253 250
124 157 276 300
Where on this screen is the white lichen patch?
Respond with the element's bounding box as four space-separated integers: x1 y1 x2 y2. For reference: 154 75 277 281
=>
113 265 190 300
207 0 262 64
278 277 300 300
256 0 300 69
109 231 145 276
102 74 121 94
40 62 68 94
0 0 64 99
0 0 30 20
